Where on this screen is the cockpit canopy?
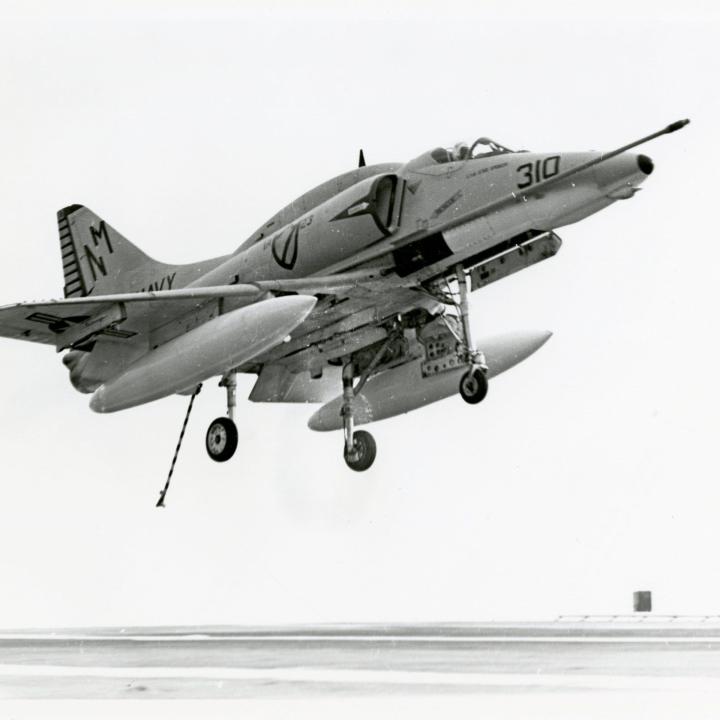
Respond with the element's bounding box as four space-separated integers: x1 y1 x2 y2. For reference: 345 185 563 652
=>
434 137 514 163
406 137 515 171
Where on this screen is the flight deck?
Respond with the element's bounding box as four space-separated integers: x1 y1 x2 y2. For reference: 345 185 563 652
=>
0 619 719 700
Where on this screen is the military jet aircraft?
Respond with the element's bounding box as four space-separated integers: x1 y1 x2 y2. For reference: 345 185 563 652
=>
0 120 689 481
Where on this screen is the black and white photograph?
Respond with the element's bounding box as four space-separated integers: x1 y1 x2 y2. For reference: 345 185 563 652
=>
0 0 716 717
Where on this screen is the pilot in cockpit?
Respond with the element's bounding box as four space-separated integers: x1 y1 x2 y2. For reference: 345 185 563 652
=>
417 137 513 170
451 142 471 161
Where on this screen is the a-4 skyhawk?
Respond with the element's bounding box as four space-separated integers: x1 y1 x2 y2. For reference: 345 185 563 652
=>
0 120 689 486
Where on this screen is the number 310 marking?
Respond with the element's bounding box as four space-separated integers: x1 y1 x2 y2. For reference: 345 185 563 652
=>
516 155 560 189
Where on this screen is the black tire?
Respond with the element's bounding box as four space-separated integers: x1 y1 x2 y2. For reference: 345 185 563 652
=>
205 417 238 462
459 368 488 405
344 430 377 472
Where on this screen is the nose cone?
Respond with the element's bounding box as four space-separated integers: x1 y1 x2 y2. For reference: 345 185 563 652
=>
637 154 654 175
595 153 652 188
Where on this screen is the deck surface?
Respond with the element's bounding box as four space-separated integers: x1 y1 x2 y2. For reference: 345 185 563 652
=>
1 621 719 717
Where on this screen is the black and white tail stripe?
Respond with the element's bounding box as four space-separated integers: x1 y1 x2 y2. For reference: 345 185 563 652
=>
57 205 87 298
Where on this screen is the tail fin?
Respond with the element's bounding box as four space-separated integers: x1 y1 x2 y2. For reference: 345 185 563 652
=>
57 205 175 297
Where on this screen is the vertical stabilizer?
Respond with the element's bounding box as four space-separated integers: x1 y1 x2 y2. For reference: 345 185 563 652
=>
57 205 174 297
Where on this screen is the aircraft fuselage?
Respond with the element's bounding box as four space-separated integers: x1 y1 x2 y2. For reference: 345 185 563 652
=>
172 148 650 378
193 150 649 289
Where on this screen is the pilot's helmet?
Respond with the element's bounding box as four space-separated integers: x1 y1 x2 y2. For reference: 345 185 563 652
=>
453 142 470 161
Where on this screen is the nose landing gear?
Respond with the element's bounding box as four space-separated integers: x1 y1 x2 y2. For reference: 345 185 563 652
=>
459 367 488 404
205 372 239 462
454 264 489 406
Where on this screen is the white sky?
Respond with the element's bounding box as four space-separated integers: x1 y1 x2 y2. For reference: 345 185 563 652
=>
0 0 716 628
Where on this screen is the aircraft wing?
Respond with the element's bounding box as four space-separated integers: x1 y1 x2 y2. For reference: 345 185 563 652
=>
0 225 562 356
0 300 124 345
0 269 391 349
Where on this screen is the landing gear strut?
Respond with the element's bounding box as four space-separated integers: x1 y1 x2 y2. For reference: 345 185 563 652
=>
454 264 489 405
341 360 377 472
206 372 239 462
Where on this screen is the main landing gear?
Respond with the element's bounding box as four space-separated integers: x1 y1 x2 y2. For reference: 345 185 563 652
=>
454 263 489 405
206 373 239 462
340 335 393 472
341 360 377 472
337 264 489 470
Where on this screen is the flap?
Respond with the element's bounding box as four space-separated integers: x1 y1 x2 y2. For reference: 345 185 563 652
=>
249 364 342 403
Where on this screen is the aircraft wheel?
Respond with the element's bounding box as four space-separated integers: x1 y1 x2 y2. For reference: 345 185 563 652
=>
344 430 377 472
459 368 488 405
205 417 238 462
